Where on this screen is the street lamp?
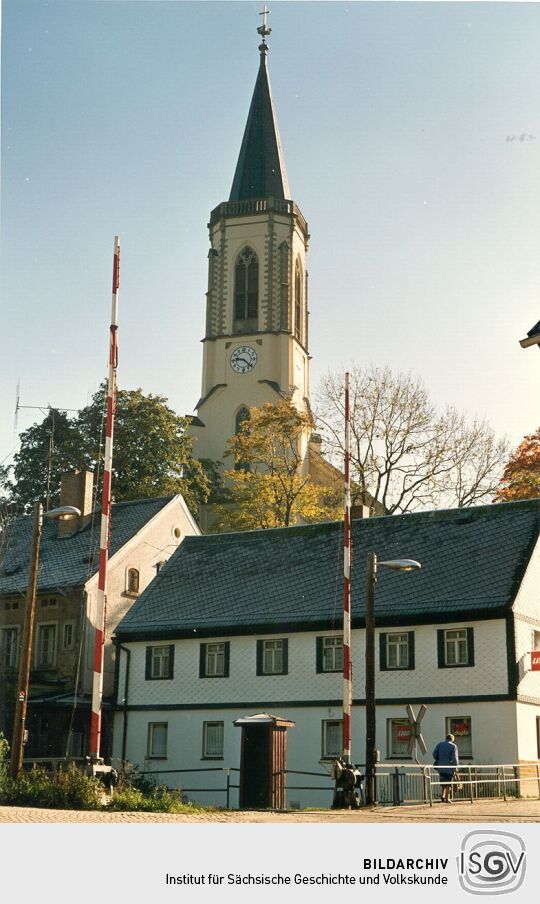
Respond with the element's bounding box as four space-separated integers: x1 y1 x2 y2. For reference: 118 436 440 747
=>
10 502 81 778
519 320 540 349
364 553 421 806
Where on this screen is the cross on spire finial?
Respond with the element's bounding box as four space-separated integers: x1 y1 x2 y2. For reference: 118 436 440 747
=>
257 5 271 42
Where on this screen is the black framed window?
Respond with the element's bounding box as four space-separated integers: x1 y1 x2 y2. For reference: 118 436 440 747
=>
256 638 288 675
316 636 343 673
380 631 415 670
437 628 474 668
200 642 230 678
145 644 175 680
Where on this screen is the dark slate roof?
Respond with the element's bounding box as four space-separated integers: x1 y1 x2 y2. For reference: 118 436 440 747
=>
116 500 540 640
229 46 290 202
0 496 174 596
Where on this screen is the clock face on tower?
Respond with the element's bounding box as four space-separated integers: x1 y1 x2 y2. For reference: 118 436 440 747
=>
230 345 257 374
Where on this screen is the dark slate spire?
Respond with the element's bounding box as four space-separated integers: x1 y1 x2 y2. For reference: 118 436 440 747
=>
229 30 290 202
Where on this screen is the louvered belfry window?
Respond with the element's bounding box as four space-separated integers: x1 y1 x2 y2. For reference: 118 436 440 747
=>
294 258 302 341
234 247 259 326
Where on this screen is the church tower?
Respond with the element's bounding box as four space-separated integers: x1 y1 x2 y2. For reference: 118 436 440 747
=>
190 13 311 474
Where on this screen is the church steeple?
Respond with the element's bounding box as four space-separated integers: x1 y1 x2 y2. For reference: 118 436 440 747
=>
190 8 311 495
229 12 290 202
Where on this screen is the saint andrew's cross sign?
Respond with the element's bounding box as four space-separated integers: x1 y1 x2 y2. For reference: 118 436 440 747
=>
405 703 428 759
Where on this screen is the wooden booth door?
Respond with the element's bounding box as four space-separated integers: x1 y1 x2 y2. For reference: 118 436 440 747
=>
238 724 289 809
239 724 272 809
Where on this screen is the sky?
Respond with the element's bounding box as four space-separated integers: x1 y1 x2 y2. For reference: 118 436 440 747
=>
1 0 540 475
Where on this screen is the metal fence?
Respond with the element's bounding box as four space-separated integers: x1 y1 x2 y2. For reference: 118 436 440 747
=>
21 758 540 809
276 763 540 808
136 766 241 808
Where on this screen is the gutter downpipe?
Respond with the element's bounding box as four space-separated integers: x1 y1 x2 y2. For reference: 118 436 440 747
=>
119 644 131 769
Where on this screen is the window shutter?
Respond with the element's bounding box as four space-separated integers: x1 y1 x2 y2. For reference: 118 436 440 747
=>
467 627 475 666
316 637 324 673
408 631 415 670
168 644 175 679
223 642 230 677
437 630 445 668
379 633 388 671
282 639 289 675
145 647 152 680
199 644 207 679
256 640 264 676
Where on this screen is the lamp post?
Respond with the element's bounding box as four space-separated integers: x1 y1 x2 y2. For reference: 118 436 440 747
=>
364 554 421 806
10 503 81 778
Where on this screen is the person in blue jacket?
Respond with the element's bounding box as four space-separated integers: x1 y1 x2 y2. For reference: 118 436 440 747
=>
433 733 459 802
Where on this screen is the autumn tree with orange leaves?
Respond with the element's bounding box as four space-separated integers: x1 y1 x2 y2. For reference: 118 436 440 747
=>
495 428 540 502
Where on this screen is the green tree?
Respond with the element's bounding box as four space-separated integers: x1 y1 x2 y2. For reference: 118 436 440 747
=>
5 387 210 516
212 400 340 530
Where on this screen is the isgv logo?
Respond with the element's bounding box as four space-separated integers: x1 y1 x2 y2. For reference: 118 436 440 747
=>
457 831 526 895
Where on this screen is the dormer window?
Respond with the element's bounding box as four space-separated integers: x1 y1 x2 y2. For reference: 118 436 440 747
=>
127 568 140 595
234 247 259 332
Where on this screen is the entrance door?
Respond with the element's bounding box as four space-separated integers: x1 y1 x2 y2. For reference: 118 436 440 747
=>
239 724 272 809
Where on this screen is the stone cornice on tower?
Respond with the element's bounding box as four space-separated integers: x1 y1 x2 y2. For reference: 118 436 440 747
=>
208 197 309 241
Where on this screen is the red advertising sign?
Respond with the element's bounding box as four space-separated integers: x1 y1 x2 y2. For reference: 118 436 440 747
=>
452 721 470 736
531 651 540 671
396 724 412 743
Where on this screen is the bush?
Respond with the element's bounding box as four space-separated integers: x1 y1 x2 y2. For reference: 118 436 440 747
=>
0 750 207 814
108 780 201 814
0 733 10 798
1 763 102 810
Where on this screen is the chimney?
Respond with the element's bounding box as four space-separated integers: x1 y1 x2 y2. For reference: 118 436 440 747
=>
58 470 94 536
351 504 370 520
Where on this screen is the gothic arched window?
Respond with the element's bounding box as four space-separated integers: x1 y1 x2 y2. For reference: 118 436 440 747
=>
234 247 259 331
294 258 302 342
235 407 250 471
235 407 250 434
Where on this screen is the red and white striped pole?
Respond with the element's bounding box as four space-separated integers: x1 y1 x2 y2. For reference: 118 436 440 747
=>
89 236 120 760
342 371 352 762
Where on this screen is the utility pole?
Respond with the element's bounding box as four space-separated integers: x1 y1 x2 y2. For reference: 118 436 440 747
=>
342 371 352 762
9 504 81 777
10 503 42 778
364 551 377 805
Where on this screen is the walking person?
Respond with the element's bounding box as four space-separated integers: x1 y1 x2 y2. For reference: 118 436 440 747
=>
433 733 459 802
